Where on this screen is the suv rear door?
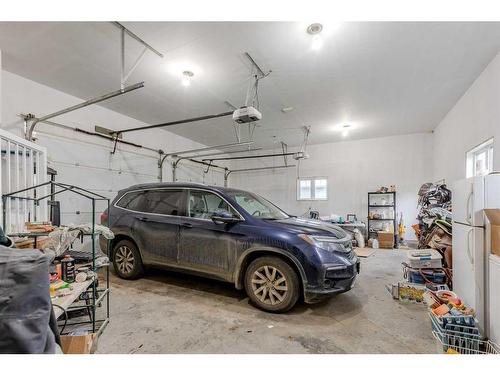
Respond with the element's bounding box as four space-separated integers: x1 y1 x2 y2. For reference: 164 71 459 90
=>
177 188 246 280
117 188 185 265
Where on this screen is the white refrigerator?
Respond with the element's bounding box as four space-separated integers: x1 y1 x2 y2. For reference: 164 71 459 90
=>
452 174 500 338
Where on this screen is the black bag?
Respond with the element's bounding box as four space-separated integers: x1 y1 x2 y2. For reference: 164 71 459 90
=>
0 246 58 353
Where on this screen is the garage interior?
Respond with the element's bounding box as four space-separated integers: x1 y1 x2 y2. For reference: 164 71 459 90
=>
1 18 500 356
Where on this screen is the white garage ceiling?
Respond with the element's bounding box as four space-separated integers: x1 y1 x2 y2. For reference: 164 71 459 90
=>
1 22 500 149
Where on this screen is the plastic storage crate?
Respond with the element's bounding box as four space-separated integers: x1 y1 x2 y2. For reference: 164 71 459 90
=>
429 312 489 354
433 332 500 354
406 249 442 268
407 268 446 284
429 312 477 330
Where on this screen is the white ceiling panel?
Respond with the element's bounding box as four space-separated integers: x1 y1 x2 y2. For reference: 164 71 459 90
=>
1 21 500 148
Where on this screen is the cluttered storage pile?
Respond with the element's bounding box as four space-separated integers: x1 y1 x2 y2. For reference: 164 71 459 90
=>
425 289 499 354
0 221 114 353
413 183 452 278
387 249 450 303
388 248 499 354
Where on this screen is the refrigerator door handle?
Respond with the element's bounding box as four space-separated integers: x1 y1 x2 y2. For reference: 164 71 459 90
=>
466 190 473 225
467 228 474 265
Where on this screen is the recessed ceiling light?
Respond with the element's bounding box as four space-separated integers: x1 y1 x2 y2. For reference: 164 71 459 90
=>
307 23 323 35
331 122 356 137
342 124 351 137
281 106 294 113
181 70 194 87
307 23 324 51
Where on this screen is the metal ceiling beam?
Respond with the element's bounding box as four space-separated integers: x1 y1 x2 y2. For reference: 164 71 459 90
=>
112 22 164 57
188 147 263 159
20 115 161 155
203 151 297 162
26 82 145 141
228 165 296 174
173 157 226 171
244 52 266 77
171 147 263 180
157 141 254 181
166 141 254 159
172 157 227 182
112 22 163 90
112 110 234 135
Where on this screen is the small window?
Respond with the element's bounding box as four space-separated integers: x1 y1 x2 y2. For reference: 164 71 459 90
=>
188 190 237 219
116 191 147 212
297 177 328 201
466 138 494 178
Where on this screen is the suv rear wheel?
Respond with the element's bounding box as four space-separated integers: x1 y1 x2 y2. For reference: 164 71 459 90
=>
112 239 144 280
244 256 300 313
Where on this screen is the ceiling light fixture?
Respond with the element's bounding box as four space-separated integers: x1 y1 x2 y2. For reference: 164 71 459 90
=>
181 70 194 87
307 23 323 51
341 124 351 137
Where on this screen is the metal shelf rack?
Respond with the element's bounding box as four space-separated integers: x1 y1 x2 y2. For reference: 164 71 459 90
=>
367 191 398 248
2 181 111 336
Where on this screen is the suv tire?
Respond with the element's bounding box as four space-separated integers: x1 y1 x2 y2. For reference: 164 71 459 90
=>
112 239 144 280
244 256 300 313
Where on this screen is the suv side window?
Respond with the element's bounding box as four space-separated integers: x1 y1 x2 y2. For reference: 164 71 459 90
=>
188 190 238 219
143 189 184 216
116 191 148 212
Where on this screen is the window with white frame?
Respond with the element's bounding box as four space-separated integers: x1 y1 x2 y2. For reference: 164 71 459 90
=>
297 177 328 200
466 138 494 178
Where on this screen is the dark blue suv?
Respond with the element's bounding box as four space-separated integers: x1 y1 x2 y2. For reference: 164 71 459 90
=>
100 183 360 312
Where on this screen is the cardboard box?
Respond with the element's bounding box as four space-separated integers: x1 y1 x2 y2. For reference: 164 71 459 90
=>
60 333 97 354
377 231 394 249
484 209 500 257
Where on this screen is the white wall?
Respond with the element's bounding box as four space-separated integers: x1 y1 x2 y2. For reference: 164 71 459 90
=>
433 52 500 183
1 70 224 224
229 133 433 240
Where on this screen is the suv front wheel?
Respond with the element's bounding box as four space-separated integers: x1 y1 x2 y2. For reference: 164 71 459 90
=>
244 256 300 313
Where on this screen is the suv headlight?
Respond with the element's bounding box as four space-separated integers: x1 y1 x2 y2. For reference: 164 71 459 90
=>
299 234 352 253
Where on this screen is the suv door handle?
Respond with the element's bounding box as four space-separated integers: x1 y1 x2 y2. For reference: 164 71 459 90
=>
181 222 193 228
137 217 150 222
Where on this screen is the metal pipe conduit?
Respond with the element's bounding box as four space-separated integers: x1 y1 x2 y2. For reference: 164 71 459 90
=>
112 110 234 135
203 151 297 162
26 82 145 141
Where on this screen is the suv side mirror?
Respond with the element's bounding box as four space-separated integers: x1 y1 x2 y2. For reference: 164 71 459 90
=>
210 209 242 225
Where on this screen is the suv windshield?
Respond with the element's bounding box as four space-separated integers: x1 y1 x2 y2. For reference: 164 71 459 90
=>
228 191 289 220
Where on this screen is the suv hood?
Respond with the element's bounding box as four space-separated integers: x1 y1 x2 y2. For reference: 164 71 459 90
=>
272 217 350 241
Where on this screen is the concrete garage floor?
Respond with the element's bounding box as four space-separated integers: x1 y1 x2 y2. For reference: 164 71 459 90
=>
97 249 435 354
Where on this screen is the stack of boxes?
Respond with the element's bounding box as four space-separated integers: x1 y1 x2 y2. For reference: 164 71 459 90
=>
378 231 395 249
